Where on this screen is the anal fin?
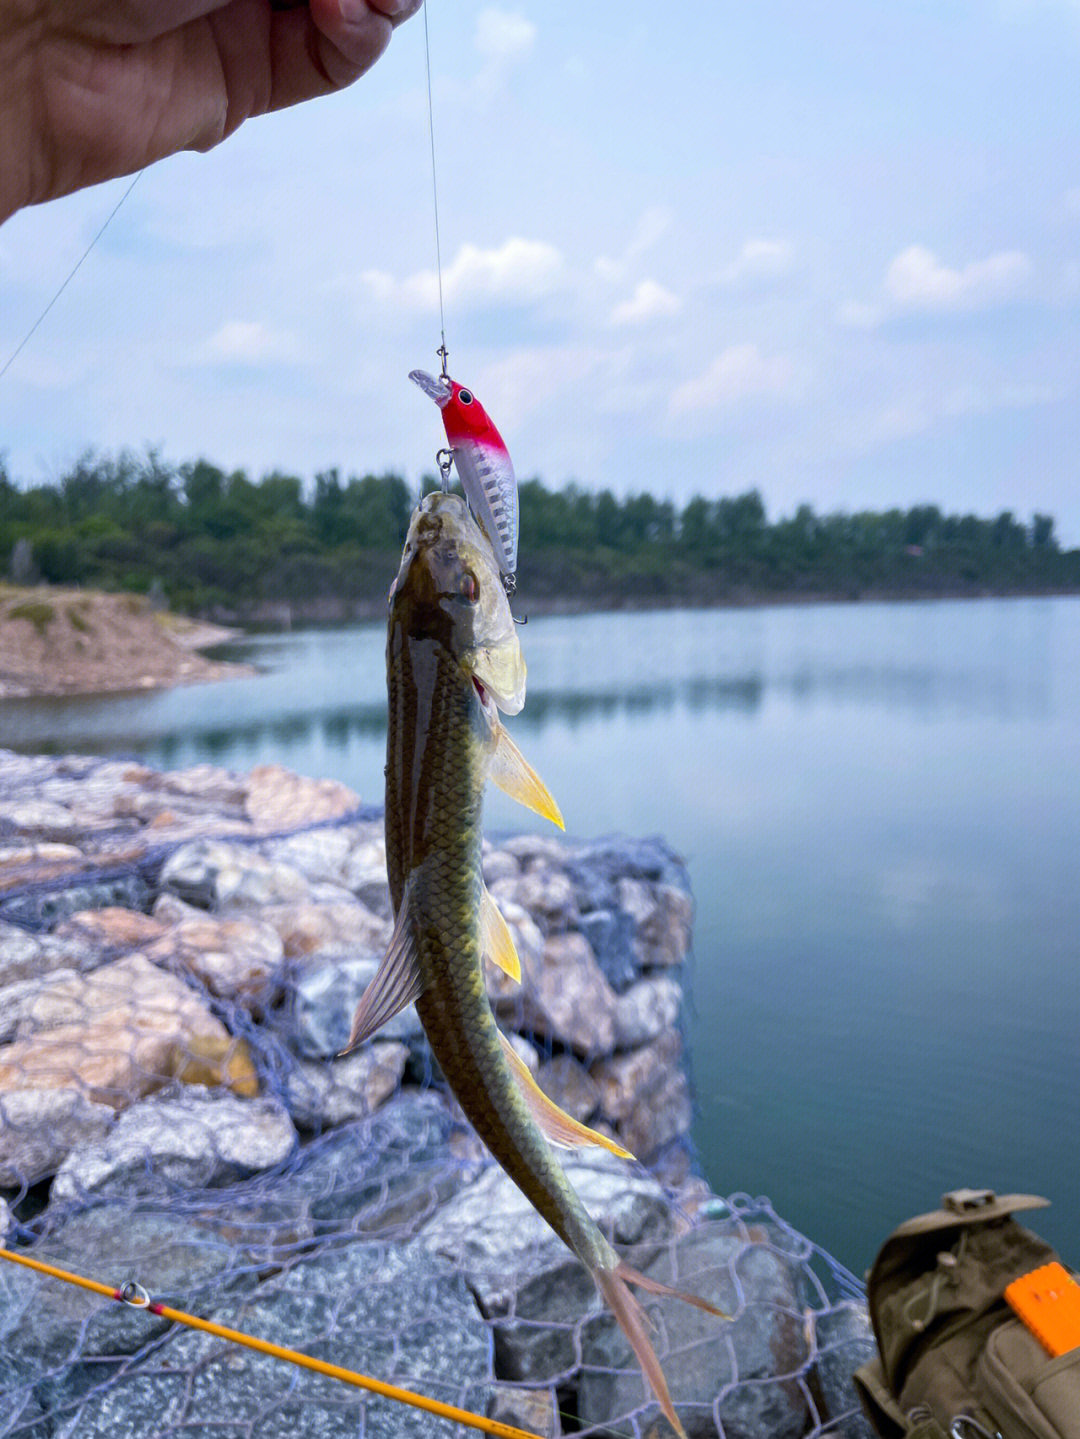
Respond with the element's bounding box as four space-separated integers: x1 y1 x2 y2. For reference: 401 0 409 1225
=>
497 1030 632 1158
482 887 520 982
488 719 565 830
341 882 425 1053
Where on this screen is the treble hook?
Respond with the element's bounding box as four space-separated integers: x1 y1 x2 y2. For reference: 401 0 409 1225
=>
436 447 455 493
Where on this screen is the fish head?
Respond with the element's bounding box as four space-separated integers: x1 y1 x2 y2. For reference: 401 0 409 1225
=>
409 370 498 443
391 491 525 715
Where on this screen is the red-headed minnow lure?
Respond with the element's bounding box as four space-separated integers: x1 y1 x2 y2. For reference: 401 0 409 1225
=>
409 370 519 578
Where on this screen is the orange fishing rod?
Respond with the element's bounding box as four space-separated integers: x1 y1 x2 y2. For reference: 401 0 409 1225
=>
0 1247 542 1439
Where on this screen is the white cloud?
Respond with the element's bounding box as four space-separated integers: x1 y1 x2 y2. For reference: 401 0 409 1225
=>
199 320 298 364
718 238 796 288
359 237 565 313
669 344 794 415
838 244 1033 328
475 10 537 66
884 244 1032 313
610 279 681 325
594 207 674 283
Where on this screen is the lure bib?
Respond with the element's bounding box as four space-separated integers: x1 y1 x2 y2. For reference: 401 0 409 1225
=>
409 370 519 578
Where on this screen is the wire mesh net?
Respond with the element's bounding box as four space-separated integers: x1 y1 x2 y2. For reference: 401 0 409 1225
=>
0 750 876 1438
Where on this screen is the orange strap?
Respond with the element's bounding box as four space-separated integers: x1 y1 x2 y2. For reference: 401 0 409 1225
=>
0 1246 541 1439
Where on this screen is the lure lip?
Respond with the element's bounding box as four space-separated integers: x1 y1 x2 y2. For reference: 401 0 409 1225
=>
409 369 452 408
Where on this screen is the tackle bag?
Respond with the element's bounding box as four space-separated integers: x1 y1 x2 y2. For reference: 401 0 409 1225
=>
853 1188 1080 1439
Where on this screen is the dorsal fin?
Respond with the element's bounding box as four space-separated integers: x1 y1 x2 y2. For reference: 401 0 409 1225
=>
488 719 564 829
497 1031 632 1158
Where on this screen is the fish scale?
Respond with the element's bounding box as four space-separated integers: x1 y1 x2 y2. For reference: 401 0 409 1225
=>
385 580 607 1259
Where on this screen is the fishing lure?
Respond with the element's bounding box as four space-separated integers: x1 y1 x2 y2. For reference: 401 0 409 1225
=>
410 369 519 580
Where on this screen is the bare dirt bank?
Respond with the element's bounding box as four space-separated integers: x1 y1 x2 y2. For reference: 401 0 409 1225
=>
0 585 251 698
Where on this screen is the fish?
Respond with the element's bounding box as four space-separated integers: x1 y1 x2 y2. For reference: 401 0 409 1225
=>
344 490 722 1437
409 369 519 579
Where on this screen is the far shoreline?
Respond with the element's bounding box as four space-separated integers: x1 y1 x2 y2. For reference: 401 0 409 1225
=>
4 581 1078 701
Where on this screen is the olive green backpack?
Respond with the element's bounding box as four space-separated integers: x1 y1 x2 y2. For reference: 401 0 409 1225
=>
854 1189 1080 1439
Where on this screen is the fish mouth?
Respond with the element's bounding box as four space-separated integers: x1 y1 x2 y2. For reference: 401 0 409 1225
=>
409 369 452 408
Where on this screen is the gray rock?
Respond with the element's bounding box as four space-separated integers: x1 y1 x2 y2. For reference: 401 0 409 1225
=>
534 1054 600 1123
613 974 683 1050
51 1086 295 1202
491 866 579 933
506 1032 540 1074
578 1224 810 1439
592 1029 692 1160
501 834 569 869
0 1205 246 1380
567 835 691 912
142 912 285 1005
1 874 151 930
482 846 520 886
0 920 95 990
0 1354 43 1433
580 906 639 991
263 822 385 893
158 838 311 910
287 954 422 1058
619 878 694 969
516 931 618 1057
487 1384 558 1438
279 1089 468 1238
284 1041 409 1129
150 891 204 924
259 896 391 961
0 1087 115 1187
0 966 80 1042
416 1148 673 1383
55 1240 492 1439
813 1301 877 1430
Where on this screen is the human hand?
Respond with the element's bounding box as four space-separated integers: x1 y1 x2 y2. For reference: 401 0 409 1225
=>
0 0 423 225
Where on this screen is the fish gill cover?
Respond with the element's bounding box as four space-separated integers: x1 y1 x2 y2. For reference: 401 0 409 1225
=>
0 750 872 1438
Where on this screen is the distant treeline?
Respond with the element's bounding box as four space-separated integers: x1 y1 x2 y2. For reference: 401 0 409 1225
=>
2 450 1077 619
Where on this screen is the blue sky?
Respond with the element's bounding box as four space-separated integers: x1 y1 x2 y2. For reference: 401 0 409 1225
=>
2 1 1079 537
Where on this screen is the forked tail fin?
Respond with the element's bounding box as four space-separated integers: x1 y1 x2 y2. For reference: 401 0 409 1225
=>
592 1261 728 1439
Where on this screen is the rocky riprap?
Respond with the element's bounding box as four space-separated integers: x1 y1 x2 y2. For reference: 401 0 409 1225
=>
0 749 874 1438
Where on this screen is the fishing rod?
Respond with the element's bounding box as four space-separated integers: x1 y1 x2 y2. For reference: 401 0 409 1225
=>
0 1246 543 1439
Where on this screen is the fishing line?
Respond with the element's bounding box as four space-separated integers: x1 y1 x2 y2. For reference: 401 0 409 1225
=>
0 1246 543 1439
0 170 142 383
422 0 449 378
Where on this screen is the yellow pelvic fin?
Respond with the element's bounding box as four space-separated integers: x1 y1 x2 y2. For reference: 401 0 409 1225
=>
497 1030 633 1159
482 887 521 982
488 720 565 830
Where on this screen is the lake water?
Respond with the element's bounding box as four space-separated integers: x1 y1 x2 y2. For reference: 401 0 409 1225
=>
3 597 1078 1273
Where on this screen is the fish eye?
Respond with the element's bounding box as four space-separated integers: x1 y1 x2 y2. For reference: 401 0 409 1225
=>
458 389 473 405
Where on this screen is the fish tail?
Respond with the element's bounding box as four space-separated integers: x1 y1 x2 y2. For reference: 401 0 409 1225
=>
592 1258 718 1439
592 1260 729 1437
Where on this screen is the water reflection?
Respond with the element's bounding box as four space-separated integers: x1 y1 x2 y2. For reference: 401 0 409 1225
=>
1 596 1078 1272
1 596 1060 761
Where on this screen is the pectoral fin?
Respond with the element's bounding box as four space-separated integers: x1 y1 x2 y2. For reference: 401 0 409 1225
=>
341 885 425 1053
497 1031 633 1158
488 720 565 830
482 887 520 982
